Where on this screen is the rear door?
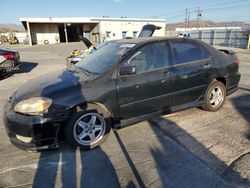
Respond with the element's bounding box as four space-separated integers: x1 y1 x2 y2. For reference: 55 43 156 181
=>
117 41 175 119
169 39 213 106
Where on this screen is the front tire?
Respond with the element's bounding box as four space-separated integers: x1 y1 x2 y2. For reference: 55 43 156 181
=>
202 81 226 112
64 110 111 150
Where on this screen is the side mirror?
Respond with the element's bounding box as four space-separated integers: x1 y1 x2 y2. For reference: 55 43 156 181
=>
119 66 137 76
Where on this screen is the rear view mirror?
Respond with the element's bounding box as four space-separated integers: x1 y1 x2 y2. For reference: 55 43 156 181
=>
119 66 137 75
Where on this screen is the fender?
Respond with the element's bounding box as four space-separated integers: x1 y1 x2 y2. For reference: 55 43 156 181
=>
75 102 113 118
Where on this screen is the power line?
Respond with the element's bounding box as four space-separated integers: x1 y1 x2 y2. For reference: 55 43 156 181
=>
166 13 186 20
205 15 250 21
203 3 250 11
151 10 187 18
150 0 250 19
197 0 250 8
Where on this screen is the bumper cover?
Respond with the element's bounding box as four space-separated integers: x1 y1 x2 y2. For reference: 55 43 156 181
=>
3 101 64 151
226 72 241 95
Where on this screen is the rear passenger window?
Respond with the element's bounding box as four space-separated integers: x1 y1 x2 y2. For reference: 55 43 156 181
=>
171 41 203 65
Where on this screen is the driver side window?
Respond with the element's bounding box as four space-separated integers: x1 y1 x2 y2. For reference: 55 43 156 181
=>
126 42 169 73
128 51 146 73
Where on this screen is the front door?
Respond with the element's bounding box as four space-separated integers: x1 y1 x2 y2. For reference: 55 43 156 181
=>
117 41 175 120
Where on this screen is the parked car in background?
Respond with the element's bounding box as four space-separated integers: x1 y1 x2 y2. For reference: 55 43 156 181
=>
177 33 191 38
4 37 240 151
0 48 20 78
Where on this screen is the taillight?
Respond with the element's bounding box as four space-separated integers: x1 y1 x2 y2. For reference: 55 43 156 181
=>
3 53 15 60
235 58 240 65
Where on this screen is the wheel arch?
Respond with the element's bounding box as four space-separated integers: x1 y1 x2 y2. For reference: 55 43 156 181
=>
205 76 227 94
74 102 113 118
202 77 227 112
215 77 227 87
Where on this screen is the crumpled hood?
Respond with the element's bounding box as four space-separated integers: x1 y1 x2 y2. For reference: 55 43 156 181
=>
14 69 95 103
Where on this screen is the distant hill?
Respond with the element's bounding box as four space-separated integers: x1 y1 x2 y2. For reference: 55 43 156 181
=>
0 23 25 33
166 20 250 30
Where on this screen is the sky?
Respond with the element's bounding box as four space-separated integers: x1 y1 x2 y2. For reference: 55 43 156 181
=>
0 0 250 24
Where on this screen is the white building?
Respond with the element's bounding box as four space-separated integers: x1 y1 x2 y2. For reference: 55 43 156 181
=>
19 17 166 46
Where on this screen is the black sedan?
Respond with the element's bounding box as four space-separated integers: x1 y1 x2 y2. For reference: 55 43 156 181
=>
0 48 20 78
3 37 240 151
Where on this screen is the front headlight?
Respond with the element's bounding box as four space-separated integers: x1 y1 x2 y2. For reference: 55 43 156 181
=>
14 97 52 115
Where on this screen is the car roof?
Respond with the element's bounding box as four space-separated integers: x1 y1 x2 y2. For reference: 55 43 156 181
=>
114 37 204 46
113 37 216 58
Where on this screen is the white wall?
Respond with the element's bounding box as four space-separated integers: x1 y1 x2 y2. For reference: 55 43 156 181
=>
30 24 59 45
0 32 28 43
36 33 59 45
99 20 166 42
15 32 28 43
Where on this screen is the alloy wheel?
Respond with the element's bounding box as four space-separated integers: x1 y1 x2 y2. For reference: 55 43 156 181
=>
73 112 106 146
209 86 224 108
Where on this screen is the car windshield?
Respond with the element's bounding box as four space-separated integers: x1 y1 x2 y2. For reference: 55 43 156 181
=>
96 40 115 50
76 42 136 75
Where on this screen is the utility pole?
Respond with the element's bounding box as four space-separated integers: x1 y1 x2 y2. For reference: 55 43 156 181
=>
185 8 188 32
196 7 202 30
187 11 191 32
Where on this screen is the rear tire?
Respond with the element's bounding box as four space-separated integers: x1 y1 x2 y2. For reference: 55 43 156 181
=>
64 110 111 150
202 81 226 112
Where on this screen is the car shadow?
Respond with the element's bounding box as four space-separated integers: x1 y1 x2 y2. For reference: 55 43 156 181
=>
147 117 250 187
0 62 38 80
33 68 120 187
14 61 38 74
33 146 120 187
231 90 250 140
32 114 250 187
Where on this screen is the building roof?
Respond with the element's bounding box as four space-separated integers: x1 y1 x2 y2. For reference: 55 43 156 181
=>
19 17 166 24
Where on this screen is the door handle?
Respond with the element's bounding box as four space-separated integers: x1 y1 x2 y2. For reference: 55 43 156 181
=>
204 63 211 69
180 75 188 79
